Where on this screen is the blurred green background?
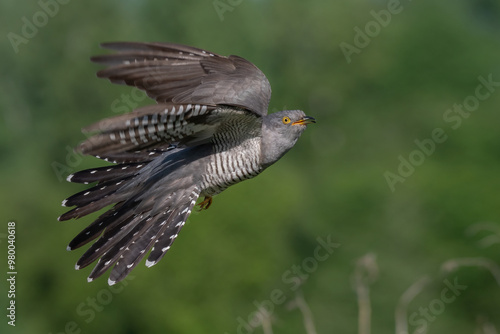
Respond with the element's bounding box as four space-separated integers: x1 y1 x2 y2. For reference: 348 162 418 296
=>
1 0 500 333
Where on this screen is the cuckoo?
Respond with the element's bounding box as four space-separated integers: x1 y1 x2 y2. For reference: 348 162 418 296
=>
59 42 315 285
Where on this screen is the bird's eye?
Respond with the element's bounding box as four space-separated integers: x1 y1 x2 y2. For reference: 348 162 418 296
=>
282 116 291 124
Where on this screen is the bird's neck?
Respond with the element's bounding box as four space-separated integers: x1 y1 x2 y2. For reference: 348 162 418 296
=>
260 120 298 169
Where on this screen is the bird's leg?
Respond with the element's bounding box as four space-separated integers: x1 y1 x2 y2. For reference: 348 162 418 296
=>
197 196 213 211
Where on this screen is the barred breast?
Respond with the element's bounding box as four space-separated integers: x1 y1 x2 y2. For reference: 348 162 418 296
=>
200 113 263 197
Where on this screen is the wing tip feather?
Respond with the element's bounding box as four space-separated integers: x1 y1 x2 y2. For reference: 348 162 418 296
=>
145 259 156 268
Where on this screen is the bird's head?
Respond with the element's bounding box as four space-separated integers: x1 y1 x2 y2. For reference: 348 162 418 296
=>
261 110 316 168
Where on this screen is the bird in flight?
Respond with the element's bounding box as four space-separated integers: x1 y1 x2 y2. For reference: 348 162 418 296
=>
59 42 315 285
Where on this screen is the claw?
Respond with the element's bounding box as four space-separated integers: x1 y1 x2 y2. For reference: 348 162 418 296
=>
197 196 212 211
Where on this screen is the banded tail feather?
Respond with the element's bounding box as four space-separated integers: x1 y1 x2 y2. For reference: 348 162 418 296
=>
107 186 200 284
93 148 173 164
75 186 200 285
59 162 146 221
60 148 201 284
67 203 127 251
65 162 147 184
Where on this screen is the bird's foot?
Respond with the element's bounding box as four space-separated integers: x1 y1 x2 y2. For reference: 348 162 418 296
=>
197 196 213 211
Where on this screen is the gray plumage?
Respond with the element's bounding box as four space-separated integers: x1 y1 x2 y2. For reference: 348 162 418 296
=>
59 42 315 285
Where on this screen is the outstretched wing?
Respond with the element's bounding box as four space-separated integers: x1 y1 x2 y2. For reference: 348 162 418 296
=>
91 42 272 117
78 104 261 159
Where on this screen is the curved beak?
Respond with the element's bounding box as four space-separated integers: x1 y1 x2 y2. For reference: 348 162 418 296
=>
292 116 316 126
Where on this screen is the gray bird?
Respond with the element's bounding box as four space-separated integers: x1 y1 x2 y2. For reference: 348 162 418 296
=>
59 42 315 285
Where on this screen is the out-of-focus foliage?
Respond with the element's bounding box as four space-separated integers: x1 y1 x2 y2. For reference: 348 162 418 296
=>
1 0 500 333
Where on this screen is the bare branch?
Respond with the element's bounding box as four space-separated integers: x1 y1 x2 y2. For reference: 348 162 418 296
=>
394 276 432 334
287 291 317 334
352 253 379 334
441 257 500 287
257 306 274 334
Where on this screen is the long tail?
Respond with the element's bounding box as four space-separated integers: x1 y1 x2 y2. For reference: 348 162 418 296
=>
60 152 201 285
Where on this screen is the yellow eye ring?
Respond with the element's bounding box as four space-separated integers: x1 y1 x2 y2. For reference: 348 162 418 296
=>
282 116 291 124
